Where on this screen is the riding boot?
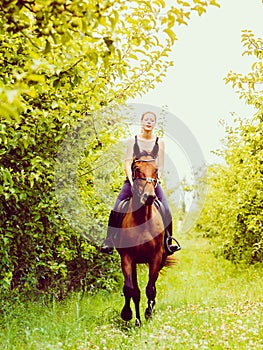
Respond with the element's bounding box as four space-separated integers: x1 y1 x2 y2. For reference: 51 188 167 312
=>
164 212 181 255
100 210 117 254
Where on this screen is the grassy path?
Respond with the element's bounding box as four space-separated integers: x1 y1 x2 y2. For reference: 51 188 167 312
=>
1 236 263 349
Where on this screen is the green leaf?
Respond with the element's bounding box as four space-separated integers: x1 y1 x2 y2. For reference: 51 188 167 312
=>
43 40 51 55
164 28 178 43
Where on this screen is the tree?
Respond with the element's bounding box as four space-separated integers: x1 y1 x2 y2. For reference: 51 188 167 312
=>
195 29 263 265
0 0 220 297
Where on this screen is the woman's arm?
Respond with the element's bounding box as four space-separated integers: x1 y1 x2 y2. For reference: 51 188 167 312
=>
124 138 134 186
158 139 165 180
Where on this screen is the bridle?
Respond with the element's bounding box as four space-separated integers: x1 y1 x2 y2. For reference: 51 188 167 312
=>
132 158 158 197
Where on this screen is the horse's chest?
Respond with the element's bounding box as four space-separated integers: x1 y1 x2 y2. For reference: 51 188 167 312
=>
121 213 163 247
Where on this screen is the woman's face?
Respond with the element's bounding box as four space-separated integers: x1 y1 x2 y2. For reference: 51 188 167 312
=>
141 113 156 131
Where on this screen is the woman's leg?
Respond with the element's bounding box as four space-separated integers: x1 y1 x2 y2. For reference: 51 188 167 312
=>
155 182 169 210
155 183 181 254
101 180 132 254
113 180 133 211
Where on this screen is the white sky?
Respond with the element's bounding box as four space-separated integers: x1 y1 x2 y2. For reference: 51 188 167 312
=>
131 0 263 165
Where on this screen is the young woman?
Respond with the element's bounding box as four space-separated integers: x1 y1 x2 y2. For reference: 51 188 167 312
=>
100 111 181 254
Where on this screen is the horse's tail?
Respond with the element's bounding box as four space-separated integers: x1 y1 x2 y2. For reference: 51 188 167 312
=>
160 255 177 271
165 255 178 267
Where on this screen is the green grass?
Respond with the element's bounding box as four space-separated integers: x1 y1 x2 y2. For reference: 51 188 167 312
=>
1 236 263 349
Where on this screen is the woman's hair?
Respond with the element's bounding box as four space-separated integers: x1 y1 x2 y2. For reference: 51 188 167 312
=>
141 111 157 121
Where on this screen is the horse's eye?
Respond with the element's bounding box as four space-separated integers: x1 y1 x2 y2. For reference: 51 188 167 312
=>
135 168 144 178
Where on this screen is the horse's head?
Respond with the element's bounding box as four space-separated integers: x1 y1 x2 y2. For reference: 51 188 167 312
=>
132 155 158 206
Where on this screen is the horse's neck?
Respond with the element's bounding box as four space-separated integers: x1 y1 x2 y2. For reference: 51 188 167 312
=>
131 200 153 224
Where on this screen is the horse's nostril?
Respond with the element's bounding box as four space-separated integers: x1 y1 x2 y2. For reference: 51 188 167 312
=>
145 194 155 205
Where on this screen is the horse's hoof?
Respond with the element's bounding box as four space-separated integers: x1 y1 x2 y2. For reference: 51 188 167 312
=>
145 307 153 320
135 318 141 327
121 306 133 321
145 300 155 320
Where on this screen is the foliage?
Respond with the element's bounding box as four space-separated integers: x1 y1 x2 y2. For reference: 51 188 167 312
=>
0 0 220 298
0 237 262 349
195 29 263 265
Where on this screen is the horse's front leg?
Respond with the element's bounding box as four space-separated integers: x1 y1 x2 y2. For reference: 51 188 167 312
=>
132 264 141 326
145 260 160 320
120 256 133 322
145 285 156 319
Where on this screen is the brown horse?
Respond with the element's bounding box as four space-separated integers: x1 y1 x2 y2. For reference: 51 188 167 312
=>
115 147 175 326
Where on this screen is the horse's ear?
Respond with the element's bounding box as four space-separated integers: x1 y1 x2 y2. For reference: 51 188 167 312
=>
133 142 140 159
151 142 159 159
